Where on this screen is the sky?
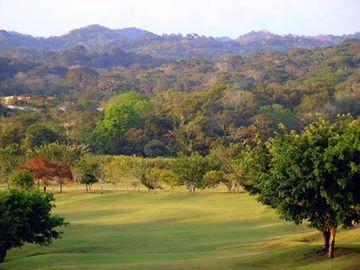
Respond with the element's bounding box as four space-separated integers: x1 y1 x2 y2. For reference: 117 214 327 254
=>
0 0 359 38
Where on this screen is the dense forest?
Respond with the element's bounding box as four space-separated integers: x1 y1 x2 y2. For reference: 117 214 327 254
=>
1 38 359 156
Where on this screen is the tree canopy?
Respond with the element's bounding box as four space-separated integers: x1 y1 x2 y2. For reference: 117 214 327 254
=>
172 154 217 192
0 189 67 263
242 116 360 258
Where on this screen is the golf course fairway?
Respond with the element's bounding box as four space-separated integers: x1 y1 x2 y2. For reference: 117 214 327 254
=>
2 190 359 269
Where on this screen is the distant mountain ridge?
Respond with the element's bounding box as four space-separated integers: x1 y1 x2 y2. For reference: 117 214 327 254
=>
0 25 359 60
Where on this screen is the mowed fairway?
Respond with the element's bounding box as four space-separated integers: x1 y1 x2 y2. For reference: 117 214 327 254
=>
2 189 360 270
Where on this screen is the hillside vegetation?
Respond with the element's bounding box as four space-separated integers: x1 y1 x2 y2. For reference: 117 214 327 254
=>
1 40 359 156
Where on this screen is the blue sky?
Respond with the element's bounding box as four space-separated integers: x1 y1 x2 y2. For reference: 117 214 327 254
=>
0 0 359 37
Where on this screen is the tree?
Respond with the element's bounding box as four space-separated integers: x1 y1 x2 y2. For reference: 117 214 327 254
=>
10 171 34 190
209 145 244 192
33 142 88 166
145 168 178 192
103 158 127 190
0 189 67 263
172 154 216 192
80 169 97 192
144 139 169 157
128 158 150 192
75 157 103 192
140 168 168 192
18 157 73 193
33 142 87 192
242 116 360 258
203 170 224 190
53 163 73 193
24 124 62 148
92 92 152 153
259 104 300 131
0 144 23 187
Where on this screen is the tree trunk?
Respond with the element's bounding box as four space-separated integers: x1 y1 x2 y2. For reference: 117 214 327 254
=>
60 183 63 193
43 185 47 193
328 225 336 258
225 181 232 192
322 230 330 254
85 184 89 193
0 248 7 263
100 180 104 194
231 181 236 193
188 183 195 192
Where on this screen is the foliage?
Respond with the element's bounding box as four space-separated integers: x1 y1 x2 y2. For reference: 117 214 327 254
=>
0 189 66 263
24 124 63 148
0 144 24 186
1 41 359 157
92 92 152 153
144 139 169 157
203 170 225 189
103 159 127 189
142 168 178 191
18 157 73 192
241 116 360 258
209 144 244 192
74 156 104 192
172 154 217 191
33 142 88 167
9 171 34 190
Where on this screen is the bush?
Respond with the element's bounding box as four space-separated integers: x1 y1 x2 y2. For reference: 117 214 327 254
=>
10 171 34 190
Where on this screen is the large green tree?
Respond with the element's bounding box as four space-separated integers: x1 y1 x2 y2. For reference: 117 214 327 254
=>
242 116 360 258
92 92 152 153
0 189 67 263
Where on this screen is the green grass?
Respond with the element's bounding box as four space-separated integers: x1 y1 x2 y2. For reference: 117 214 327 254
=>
1 187 359 269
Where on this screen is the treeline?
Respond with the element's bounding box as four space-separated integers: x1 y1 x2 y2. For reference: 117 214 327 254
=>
0 140 238 193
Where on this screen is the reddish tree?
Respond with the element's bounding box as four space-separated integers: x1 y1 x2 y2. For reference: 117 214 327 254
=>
54 163 73 192
18 157 73 192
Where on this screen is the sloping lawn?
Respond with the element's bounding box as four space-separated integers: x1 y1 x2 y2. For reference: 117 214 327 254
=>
2 190 359 269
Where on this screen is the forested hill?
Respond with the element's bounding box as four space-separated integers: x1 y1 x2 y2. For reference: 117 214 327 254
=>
0 24 359 59
1 39 359 97
0 39 359 156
